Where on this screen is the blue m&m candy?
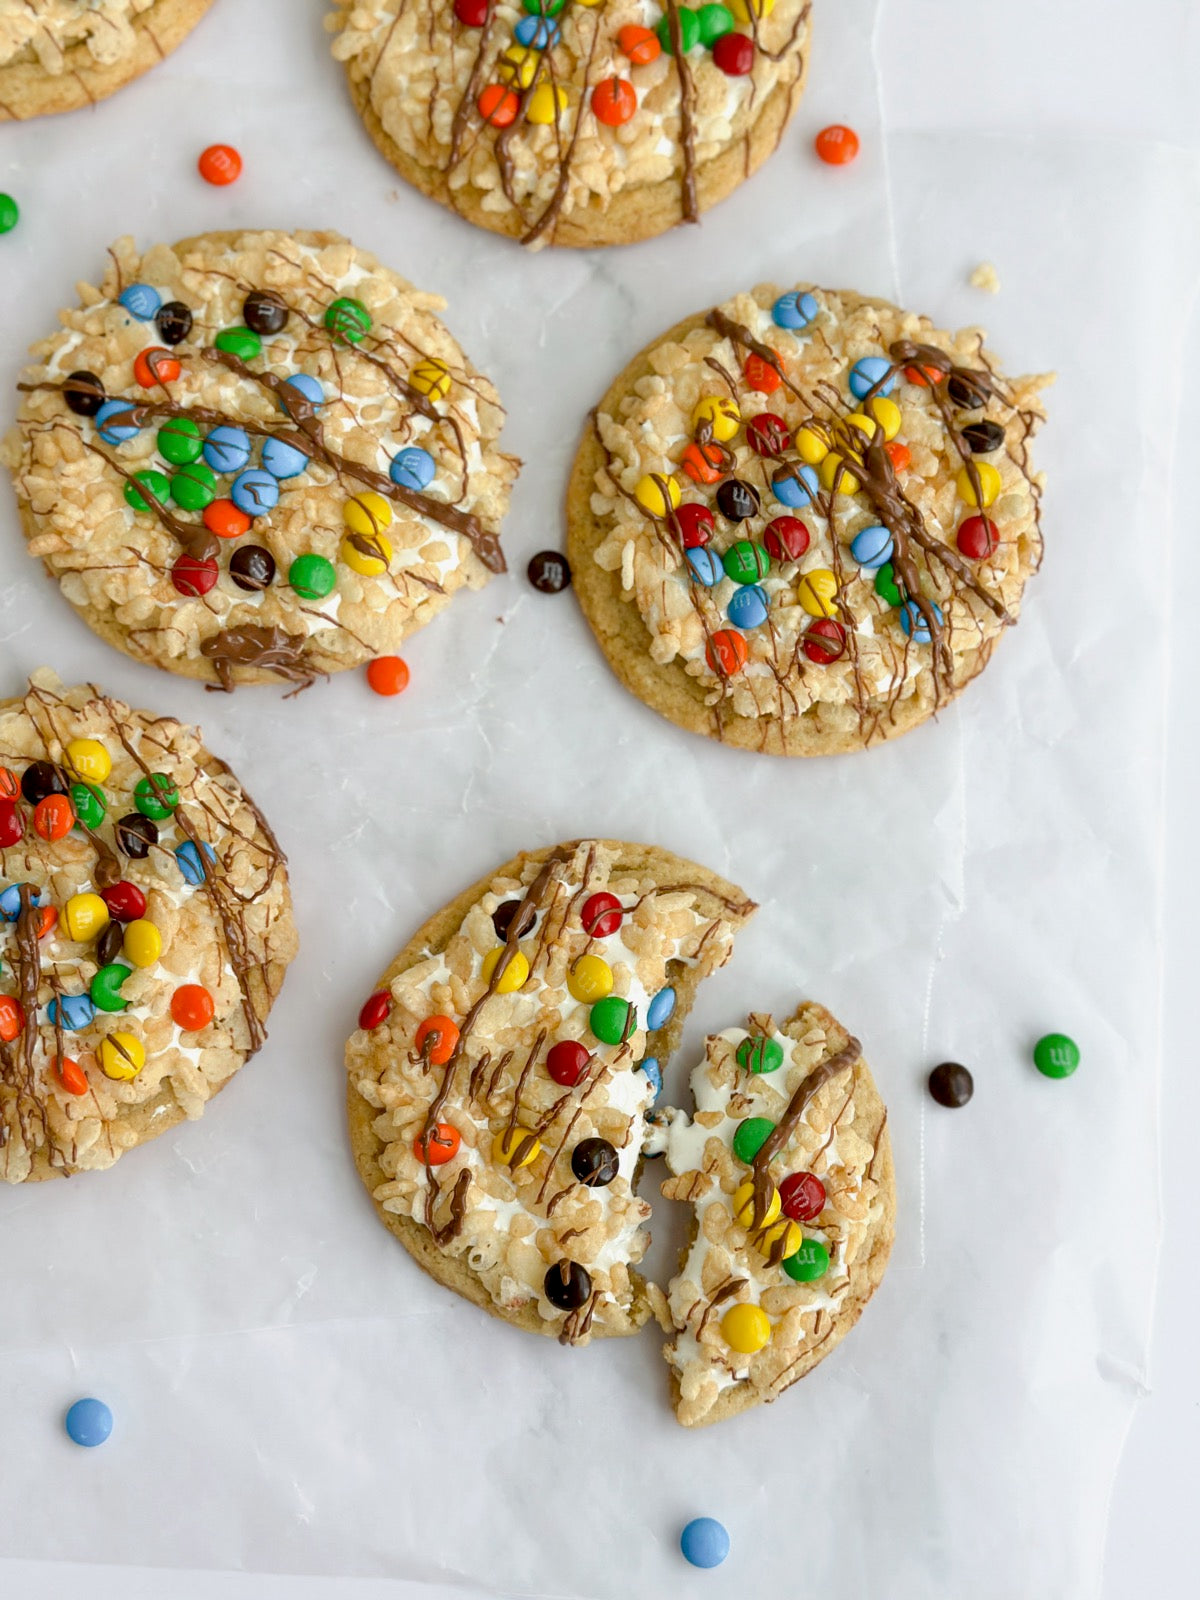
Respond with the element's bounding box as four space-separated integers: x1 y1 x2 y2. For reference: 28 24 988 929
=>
0 883 42 920
647 987 676 1030
899 599 944 642
175 839 217 885
203 425 251 474
772 462 819 509
48 993 96 1031
686 547 723 586
96 400 139 444
390 446 436 492
772 290 818 330
848 356 896 401
515 13 560 46
680 1518 730 1569
727 584 768 630
231 469 280 517
119 283 161 321
282 373 323 410
261 438 310 479
640 1056 662 1098
65 1397 113 1448
850 524 893 568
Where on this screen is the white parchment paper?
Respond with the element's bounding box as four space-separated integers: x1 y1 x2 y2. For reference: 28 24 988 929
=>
0 2 1195 1596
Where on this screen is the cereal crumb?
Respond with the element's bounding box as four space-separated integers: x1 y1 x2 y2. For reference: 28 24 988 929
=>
970 261 1000 294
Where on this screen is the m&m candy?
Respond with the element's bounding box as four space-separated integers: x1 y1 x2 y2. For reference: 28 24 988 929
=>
732 1117 775 1163
815 123 860 165
548 1040 590 1087
204 499 252 540
261 438 309 480
779 1171 826 1221
171 984 215 1031
680 1518 730 1570
656 6 700 52
720 1302 771 1354
717 479 761 523
515 13 560 45
722 539 768 584
54 1057 89 1096
705 629 748 677
528 551 571 593
90 963 130 1013
133 347 179 388
390 446 436 492
415 1015 460 1065
48 993 95 1030
640 1056 662 1097
1033 1033 1080 1079
571 1136 619 1187
341 531 393 577
962 420 1005 454
581 891 622 937
203 426 251 474
325 297 372 343
763 516 809 561
172 554 218 596
123 918 162 968
733 1178 779 1226
783 1238 830 1282
119 283 160 321
175 839 216 884
592 77 636 126
409 357 451 400
158 418 202 466
134 773 178 820
0 193 18 234
33 793 73 841
590 996 634 1046
568 955 612 1003
618 24 660 63
478 84 519 128
493 1126 541 1168
96 400 139 444
124 471 170 514
772 462 818 508
850 525 893 568
198 144 242 185
366 656 410 696
712 30 754 74
0 804 23 847
359 993 391 1030
414 1123 462 1165
544 1260 591 1311
0 882 42 919
647 986 676 1030
797 569 838 617
283 373 323 409
691 395 740 442
481 946 529 992
100 882 146 922
675 503 714 547
63 893 109 943
0 995 25 1043
957 516 998 559
928 1061 974 1107
170 462 217 511
849 357 895 401
686 547 723 586
156 302 193 344
65 1398 113 1448
727 584 768 630
230 545 276 591
634 474 680 516
231 469 280 517
772 290 818 330
99 1031 145 1081
746 413 790 457
899 599 943 643
455 0 488 23
289 554 336 600
214 327 261 363
956 462 1001 507
64 371 105 416
737 1034 783 1074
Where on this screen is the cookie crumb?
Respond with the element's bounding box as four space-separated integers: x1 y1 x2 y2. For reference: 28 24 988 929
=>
970 261 1001 294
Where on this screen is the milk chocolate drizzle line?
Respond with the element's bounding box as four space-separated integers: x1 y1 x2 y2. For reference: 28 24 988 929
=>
750 1034 861 1228
663 0 700 224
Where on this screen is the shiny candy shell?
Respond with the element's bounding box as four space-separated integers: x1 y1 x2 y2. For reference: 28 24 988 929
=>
795 420 832 463
123 918 162 968
359 992 391 1031
390 446 436 492
675 503 714 547
899 599 944 642
763 516 809 561
571 1136 619 1187
640 1056 662 1097
772 462 819 508
819 452 860 495
746 413 790 457
99 1031 145 1081
171 983 215 1031
0 882 41 919
454 0 487 22
344 492 394 538
1034 1032 1080 1079
656 7 700 53
772 290 818 330
736 1034 783 1074
100 881 146 922
409 357 452 399
231 469 280 517
547 1039 590 1086
797 569 839 617
341 531 393 577
171 554 218 596
203 425 251 474
20 764 65 806
634 473 680 516
592 77 636 126
284 373 323 410
712 30 754 74
325 297 371 343
134 773 178 820
783 1238 830 1282
493 1126 541 1168
261 438 309 479
697 3 735 44
415 1014 460 1065
726 584 768 630
957 515 999 559
289 553 336 599
815 124 860 164
157 417 203 465
590 995 634 1045
646 986 676 1030
48 993 95 1031
65 737 111 784
732 1117 775 1164
780 1170 827 1222
544 1260 591 1311
515 13 561 46
170 462 217 511
731 0 773 17
414 1122 462 1165
744 350 782 392
705 628 748 677
850 524 893 568
685 547 723 587
214 327 262 363
124 470 170 514
230 544 275 591
204 499 252 540
0 995 25 1042
63 892 109 943
691 395 740 443
680 439 724 485
733 1178 780 1227
848 356 896 400
680 1518 731 1570
617 23 660 63
722 539 768 584
90 963 131 1013
753 1216 804 1259
119 284 160 321
720 1302 771 1354
96 400 139 444
33 793 73 841
133 347 179 388
478 83 519 128
581 891 622 937
175 839 216 884
65 1398 113 1448
874 563 903 607
480 946 530 993
366 656 410 695
956 461 1001 507
865 394 902 440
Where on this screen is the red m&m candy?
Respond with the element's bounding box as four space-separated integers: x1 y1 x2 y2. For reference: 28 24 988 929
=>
0 995 25 1043
100 881 146 922
803 618 848 663
359 992 391 1030
675 503 715 548
172 554 219 596
204 499 252 540
763 516 810 561
454 0 488 22
33 792 74 841
171 984 215 1031
956 515 999 559
416 1014 460 1065
592 77 637 127
547 1040 590 1087
414 1122 461 1165
198 144 242 185
780 1171 826 1222
706 628 748 677
581 892 622 938
133 347 181 388
0 801 25 847
746 413 790 457
713 32 754 76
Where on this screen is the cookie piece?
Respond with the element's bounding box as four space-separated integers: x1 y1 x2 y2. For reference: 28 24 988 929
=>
0 671 297 1183
653 1001 893 1425
568 284 1051 754
0 0 214 121
345 838 755 1344
328 1 811 250
2 229 518 690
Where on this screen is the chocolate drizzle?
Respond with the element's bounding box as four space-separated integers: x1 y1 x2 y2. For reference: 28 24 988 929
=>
664 0 700 224
750 1034 861 1228
200 625 318 695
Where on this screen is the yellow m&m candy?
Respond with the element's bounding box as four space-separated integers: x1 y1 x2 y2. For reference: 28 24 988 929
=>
410 357 451 401
526 83 569 124
481 946 530 993
796 569 839 618
819 452 860 495
837 412 876 448
692 395 741 443
99 1031 145 1081
733 1179 781 1228
343 491 394 539
956 461 1000 508
568 954 613 1003
63 892 109 943
721 1302 772 1355
865 395 902 440
634 473 681 517
731 0 774 19
341 531 393 577
497 42 537 89
752 1217 804 1259
493 1126 541 1168
122 918 162 969
65 738 111 784
795 420 832 464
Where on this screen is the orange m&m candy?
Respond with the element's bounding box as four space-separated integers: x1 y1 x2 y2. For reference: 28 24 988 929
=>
706 628 748 678
904 363 943 387
591 77 637 127
0 767 18 800
744 351 783 393
680 440 724 485
414 1122 461 1166
133 347 181 388
0 995 25 1043
204 499 252 540
478 84 519 127
415 1014 460 1066
885 441 911 473
38 905 57 939
366 656 410 697
198 144 242 185
33 792 74 841
171 983 215 1032
55 1056 89 1096
814 124 860 165
618 24 660 64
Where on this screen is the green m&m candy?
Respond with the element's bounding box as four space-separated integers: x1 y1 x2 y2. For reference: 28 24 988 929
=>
90 962 131 1013
70 782 106 830
782 1238 830 1283
134 773 179 821
722 540 770 585
736 1035 783 1075
324 297 371 344
170 462 217 511
656 6 700 54
0 194 18 235
124 470 170 514
523 0 566 13
874 562 902 607
732 1116 775 1164
1033 1032 1080 1079
697 3 734 45
214 327 262 362
590 995 634 1046
289 553 336 600
157 417 203 466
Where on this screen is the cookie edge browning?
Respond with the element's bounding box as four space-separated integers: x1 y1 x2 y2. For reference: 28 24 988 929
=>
0 0 216 121
666 999 895 1425
7 685 296 1181
340 36 809 250
565 298 1015 757
345 837 757 1340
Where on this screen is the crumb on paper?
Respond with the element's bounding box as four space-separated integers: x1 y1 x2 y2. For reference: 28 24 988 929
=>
970 261 1001 294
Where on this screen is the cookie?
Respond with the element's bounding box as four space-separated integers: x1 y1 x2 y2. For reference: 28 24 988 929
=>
2 229 518 690
568 284 1051 754
0 671 297 1183
651 1000 893 1426
0 0 214 121
327 0 811 249
345 838 755 1345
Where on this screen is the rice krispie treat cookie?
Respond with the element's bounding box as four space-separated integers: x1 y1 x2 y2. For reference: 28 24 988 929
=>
327 0 811 249
0 0 214 121
2 229 518 691
568 283 1051 753
346 839 755 1345
0 671 297 1183
650 1000 893 1425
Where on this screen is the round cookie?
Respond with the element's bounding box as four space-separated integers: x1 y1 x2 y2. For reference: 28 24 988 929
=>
328 0 811 249
654 1000 894 1425
0 671 298 1183
0 0 214 121
568 284 1052 754
345 838 756 1345
2 229 518 690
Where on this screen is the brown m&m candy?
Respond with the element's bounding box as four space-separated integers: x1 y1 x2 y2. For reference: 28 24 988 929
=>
571 1136 619 1187
961 420 1005 454
243 291 289 336
716 478 760 521
63 371 105 417
544 1260 592 1311
948 370 991 409
115 813 158 860
491 898 535 942
229 544 277 592
155 302 193 345
20 760 66 805
928 1061 973 1107
527 550 571 593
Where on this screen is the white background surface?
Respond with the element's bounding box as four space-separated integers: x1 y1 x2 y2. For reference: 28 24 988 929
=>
0 1 1196 1596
